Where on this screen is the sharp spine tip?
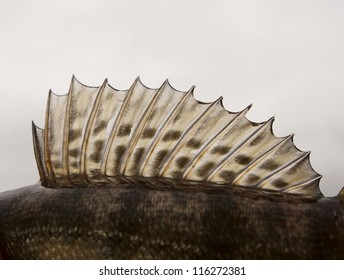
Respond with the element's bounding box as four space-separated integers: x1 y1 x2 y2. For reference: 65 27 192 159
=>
215 96 223 102
102 78 108 86
161 79 170 88
188 85 196 95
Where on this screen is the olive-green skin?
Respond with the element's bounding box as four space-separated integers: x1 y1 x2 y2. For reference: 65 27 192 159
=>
0 182 343 259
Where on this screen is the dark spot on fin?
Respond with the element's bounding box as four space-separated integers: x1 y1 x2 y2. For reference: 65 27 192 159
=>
218 170 235 181
90 140 105 162
141 127 157 139
90 151 102 162
235 154 252 165
69 129 82 142
272 178 289 188
260 159 279 171
211 146 230 155
197 162 215 177
112 145 127 174
186 139 202 149
176 156 190 169
246 174 260 184
117 124 132 137
162 130 181 141
153 150 169 169
93 121 107 135
131 147 145 172
69 148 80 158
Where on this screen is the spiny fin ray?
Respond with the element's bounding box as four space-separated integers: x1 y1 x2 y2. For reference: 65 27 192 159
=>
33 77 322 198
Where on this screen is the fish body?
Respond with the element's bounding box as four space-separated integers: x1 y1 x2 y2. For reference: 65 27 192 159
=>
0 182 343 259
0 77 343 259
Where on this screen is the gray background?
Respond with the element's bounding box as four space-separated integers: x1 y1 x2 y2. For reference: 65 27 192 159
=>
0 0 343 196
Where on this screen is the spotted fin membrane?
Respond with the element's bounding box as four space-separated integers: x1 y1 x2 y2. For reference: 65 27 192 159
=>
32 76 322 197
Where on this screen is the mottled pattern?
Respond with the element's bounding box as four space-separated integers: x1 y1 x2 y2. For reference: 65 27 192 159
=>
32 77 322 196
0 183 343 260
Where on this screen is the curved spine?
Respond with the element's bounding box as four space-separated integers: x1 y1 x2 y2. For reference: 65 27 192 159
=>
100 77 138 175
80 79 108 176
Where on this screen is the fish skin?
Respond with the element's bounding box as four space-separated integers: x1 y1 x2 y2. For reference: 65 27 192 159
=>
0 182 343 259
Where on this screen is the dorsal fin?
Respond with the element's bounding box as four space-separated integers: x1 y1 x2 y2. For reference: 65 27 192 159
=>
32 77 322 197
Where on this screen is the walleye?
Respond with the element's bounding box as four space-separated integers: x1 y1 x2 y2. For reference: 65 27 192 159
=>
0 77 343 259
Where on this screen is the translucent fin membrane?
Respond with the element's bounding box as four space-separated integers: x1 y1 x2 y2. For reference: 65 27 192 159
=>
32 76 322 197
